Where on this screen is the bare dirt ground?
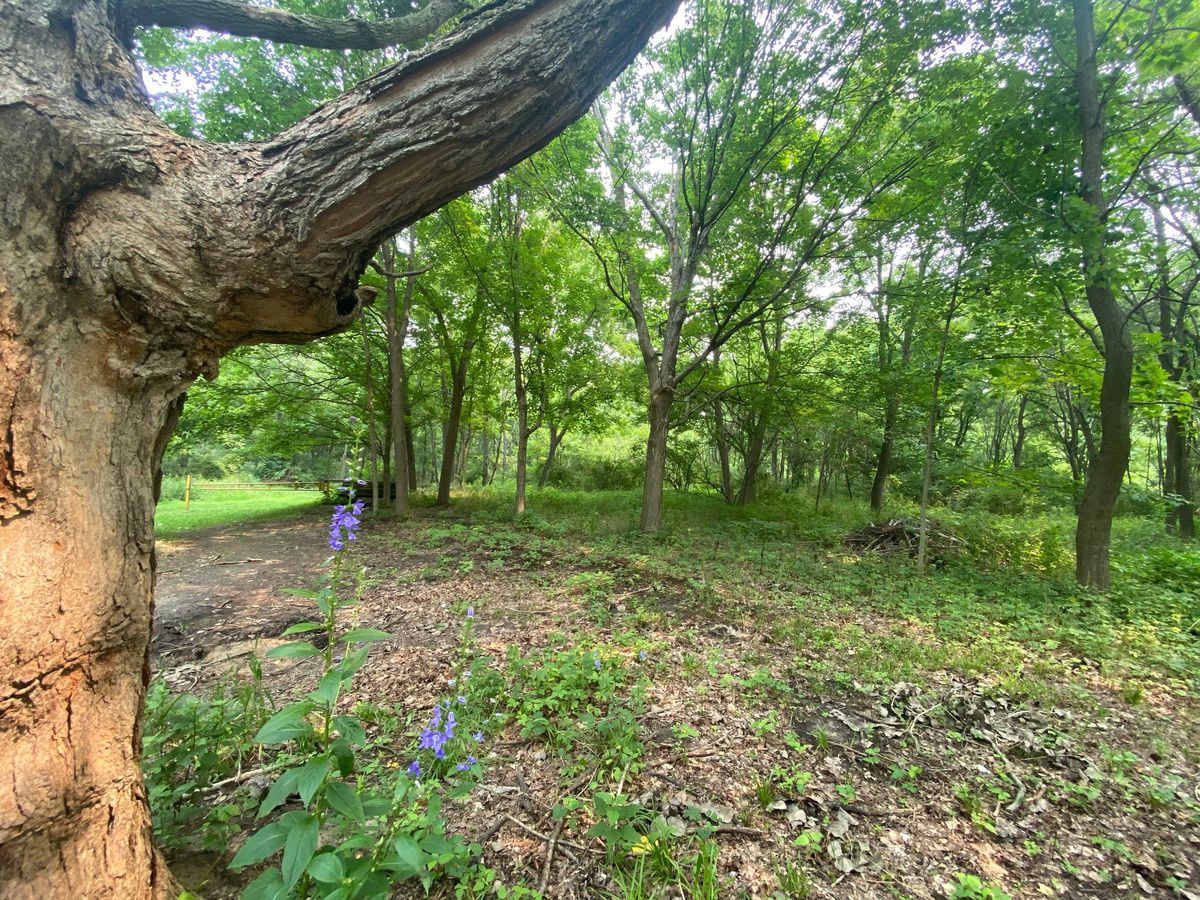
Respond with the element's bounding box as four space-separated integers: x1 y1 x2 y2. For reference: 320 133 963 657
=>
153 511 1200 900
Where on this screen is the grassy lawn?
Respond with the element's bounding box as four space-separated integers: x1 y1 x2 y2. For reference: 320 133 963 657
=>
154 488 323 539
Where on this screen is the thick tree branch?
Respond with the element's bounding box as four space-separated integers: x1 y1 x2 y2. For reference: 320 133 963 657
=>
256 0 679 306
1176 74 1200 128
127 0 467 50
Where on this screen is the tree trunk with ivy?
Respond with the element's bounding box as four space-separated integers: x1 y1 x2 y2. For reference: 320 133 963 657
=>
0 0 677 894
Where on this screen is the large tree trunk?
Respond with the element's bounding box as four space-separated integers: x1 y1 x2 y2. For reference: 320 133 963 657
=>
640 389 673 531
0 0 677 893
0 337 182 897
1072 0 1134 589
737 422 768 505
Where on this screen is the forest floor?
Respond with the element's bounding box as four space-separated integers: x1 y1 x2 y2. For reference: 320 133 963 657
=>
151 491 1200 900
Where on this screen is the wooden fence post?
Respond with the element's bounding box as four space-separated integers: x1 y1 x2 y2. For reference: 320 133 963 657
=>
184 474 192 511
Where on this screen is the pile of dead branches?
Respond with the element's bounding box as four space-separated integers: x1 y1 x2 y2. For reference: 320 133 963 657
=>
842 518 963 557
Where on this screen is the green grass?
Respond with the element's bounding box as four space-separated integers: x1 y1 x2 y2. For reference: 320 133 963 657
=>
404 485 1200 697
155 489 322 539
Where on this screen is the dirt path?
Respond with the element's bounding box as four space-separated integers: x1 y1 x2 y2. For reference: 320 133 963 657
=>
152 509 332 676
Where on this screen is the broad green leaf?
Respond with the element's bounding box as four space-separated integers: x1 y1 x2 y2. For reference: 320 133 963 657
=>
229 821 287 868
308 670 343 706
340 627 391 644
241 868 287 900
337 647 369 677
254 701 315 745
331 716 366 745
388 834 427 879
295 755 330 807
282 621 324 635
281 813 319 890
307 850 345 884
264 641 321 659
324 780 365 823
330 737 355 776
257 768 300 819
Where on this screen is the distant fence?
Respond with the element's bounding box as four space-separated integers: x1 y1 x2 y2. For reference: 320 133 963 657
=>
192 481 330 492
183 476 330 509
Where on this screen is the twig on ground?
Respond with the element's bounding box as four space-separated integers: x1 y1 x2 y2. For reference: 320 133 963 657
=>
191 760 288 797
503 815 592 858
538 816 565 893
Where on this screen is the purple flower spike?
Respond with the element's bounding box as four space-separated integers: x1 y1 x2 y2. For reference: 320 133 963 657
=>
408 761 420 777
329 500 363 550
467 607 475 619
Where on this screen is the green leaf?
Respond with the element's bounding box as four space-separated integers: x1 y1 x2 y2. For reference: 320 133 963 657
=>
229 821 287 868
281 621 324 635
340 627 391 644
280 588 319 599
281 813 319 890
307 850 345 884
254 701 315 745
332 716 366 746
330 737 355 776
388 834 427 879
264 641 321 659
241 868 287 900
257 768 301 819
295 755 331 807
308 670 343 706
324 780 365 823
337 647 370 677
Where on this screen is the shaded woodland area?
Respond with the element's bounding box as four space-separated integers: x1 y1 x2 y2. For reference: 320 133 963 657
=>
162 0 1200 585
2 0 1198 897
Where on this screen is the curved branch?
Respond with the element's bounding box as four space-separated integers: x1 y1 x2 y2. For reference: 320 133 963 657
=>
1176 74 1200 129
257 0 679 288
128 0 467 50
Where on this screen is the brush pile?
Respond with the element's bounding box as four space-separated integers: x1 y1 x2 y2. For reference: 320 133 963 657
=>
843 518 963 557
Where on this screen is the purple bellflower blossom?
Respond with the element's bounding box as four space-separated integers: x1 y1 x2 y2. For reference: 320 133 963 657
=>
329 499 365 551
418 702 458 760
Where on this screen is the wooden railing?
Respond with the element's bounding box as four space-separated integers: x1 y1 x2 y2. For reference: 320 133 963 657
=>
183 476 330 509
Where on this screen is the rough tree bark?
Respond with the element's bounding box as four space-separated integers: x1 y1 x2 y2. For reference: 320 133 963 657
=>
0 0 677 895
1072 0 1135 588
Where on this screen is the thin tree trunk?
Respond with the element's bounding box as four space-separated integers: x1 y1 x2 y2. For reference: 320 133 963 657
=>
406 419 418 491
538 423 566 488
870 396 899 512
918 259 966 573
438 364 468 506
383 236 415 515
1012 395 1028 469
513 317 530 515
361 315 380 515
1072 0 1135 588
